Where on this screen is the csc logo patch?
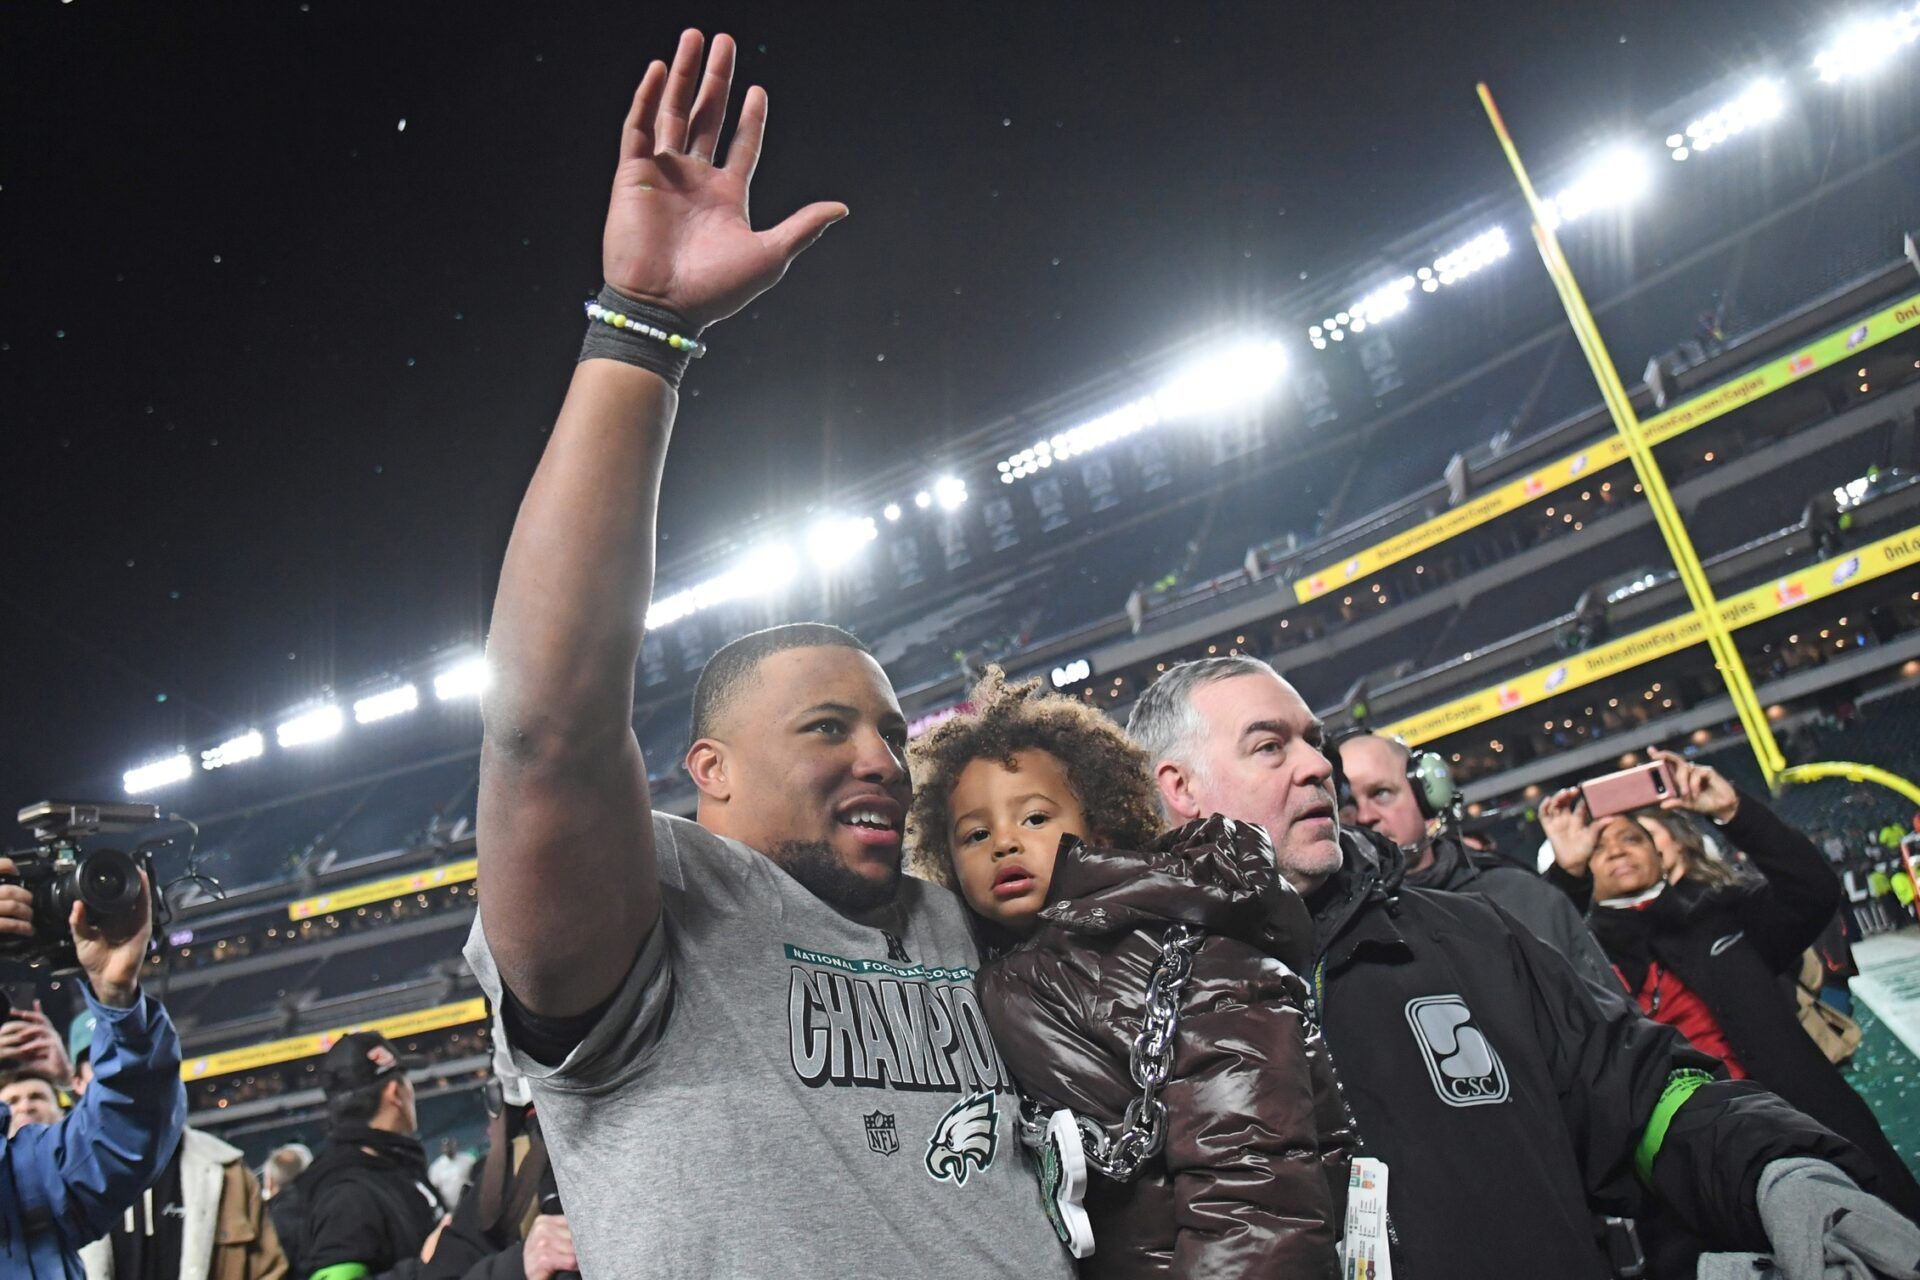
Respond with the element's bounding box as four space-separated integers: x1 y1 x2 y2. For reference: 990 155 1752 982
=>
1405 995 1510 1107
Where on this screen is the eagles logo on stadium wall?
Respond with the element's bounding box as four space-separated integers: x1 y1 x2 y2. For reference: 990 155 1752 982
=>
925 1091 999 1185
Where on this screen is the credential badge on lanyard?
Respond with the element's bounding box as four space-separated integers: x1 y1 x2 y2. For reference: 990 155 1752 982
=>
1343 1156 1392 1279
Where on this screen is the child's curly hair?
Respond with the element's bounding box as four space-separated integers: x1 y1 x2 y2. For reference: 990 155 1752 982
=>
906 667 1164 888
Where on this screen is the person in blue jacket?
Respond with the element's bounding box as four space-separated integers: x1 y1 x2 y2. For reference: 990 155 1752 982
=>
0 853 185 1278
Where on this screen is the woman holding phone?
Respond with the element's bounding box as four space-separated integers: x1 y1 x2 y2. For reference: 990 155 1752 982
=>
1539 751 1920 1219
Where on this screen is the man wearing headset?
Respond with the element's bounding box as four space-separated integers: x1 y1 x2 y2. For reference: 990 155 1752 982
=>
1336 733 1627 1007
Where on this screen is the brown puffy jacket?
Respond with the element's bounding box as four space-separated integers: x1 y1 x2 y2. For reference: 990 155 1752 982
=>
978 817 1354 1280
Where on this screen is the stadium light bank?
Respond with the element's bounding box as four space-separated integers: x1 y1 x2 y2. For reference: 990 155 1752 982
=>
1308 2 1920 351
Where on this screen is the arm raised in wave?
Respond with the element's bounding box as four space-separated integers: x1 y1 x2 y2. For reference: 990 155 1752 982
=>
479 29 846 1017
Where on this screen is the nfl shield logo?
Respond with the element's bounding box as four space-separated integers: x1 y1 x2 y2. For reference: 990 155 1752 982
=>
864 1110 899 1156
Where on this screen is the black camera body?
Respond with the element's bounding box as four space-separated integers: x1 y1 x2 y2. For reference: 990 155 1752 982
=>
5 801 165 971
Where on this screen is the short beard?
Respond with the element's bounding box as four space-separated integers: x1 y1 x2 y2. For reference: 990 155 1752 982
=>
767 840 901 917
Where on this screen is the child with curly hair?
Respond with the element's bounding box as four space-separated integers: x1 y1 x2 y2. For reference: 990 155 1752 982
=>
908 669 1353 1279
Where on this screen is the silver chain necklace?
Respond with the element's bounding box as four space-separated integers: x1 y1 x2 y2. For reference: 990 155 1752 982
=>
1018 923 1202 1181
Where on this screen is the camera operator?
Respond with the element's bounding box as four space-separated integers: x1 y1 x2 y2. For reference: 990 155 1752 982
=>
67 1010 289 1280
0 854 186 1277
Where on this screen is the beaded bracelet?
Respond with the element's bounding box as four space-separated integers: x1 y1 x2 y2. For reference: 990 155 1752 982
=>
584 299 708 358
578 284 707 388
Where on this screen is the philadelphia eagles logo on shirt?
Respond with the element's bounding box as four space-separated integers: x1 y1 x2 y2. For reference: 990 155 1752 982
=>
924 1091 999 1185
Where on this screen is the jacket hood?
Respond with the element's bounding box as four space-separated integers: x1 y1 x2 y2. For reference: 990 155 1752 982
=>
1040 816 1315 967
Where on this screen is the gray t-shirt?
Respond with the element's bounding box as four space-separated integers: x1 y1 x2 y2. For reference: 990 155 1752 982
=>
465 812 1074 1279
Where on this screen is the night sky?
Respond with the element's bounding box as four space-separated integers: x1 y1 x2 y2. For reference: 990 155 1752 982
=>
4 0 1807 809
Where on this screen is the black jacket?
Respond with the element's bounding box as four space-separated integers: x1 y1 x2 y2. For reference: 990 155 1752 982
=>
1406 833 1631 1013
1585 792 1920 1220
299 1126 443 1280
418 1184 527 1280
267 1181 309 1278
1306 826 1874 1280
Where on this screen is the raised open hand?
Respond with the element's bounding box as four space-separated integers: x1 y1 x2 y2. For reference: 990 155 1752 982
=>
1539 788 1599 877
601 30 847 329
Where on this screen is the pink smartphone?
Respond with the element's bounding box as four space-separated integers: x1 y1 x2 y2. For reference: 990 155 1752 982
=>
1578 760 1677 820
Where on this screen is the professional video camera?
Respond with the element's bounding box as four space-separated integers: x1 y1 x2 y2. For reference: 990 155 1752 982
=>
3 801 170 970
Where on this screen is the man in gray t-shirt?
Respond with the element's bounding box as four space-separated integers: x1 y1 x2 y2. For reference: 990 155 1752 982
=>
467 813 1068 1276
473 29 1070 1279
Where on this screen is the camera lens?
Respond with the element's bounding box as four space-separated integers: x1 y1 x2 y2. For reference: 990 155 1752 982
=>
84 864 127 901
73 849 142 922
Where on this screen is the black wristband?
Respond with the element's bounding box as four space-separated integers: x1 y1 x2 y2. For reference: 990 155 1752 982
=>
578 284 705 389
